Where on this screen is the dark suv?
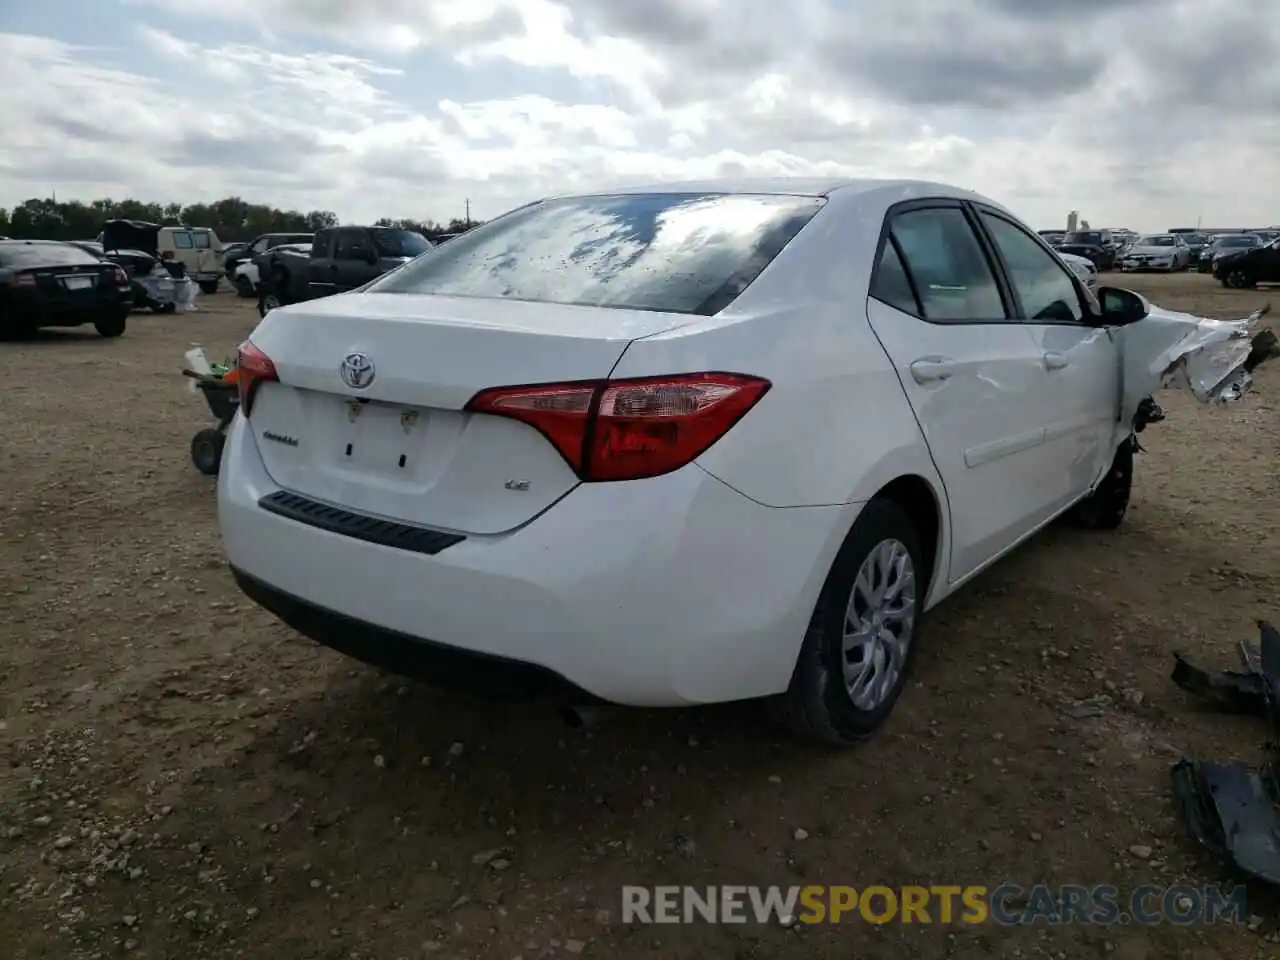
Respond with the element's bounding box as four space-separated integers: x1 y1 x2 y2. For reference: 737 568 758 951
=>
1057 229 1119 270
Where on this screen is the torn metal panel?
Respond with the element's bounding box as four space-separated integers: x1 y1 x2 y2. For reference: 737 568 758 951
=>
1118 301 1273 424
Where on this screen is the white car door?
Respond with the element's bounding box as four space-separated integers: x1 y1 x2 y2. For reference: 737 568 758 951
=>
974 208 1120 512
865 201 1065 584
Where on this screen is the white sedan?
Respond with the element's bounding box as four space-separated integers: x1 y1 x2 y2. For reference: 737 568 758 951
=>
1120 234 1191 272
217 178 1170 745
233 243 311 296
1059 251 1099 290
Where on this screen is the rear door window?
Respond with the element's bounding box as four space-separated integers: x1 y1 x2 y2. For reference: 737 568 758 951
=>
334 229 373 261
311 231 334 258
172 231 194 249
887 207 1007 322
369 192 825 316
191 231 212 249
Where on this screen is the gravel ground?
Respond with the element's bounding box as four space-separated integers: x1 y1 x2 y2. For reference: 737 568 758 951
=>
2 273 1279 960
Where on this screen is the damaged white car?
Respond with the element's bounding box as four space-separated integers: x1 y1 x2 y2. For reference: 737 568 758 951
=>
218 179 1277 746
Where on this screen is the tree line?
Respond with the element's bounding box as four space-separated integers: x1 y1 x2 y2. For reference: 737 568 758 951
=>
0 197 480 244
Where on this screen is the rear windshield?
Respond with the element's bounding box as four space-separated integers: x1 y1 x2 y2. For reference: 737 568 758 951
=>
1139 235 1175 246
0 243 104 267
368 192 825 315
1218 235 1257 247
1064 232 1102 244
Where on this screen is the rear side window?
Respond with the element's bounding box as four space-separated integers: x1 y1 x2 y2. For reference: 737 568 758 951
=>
368 192 825 316
172 232 193 249
869 240 921 316
0 243 103 267
887 207 1006 322
192 232 211 249
312 230 334 257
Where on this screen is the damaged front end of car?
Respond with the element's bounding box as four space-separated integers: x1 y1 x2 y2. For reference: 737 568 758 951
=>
1116 299 1276 426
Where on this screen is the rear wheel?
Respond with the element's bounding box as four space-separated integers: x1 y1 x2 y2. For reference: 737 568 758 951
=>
1227 267 1256 290
198 279 219 295
190 428 225 476
234 274 255 298
94 312 127 338
770 499 925 746
1069 438 1133 530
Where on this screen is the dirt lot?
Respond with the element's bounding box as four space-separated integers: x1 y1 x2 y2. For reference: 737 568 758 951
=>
2 273 1279 959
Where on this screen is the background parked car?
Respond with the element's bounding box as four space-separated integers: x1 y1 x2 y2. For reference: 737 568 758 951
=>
255 225 432 316
225 232 314 292
99 220 223 293
1177 232 1211 262
1212 236 1280 289
1058 252 1099 290
1118 234 1191 272
1197 233 1262 272
0 239 133 337
1057 229 1119 269
66 239 179 313
234 242 311 297
1037 229 1065 248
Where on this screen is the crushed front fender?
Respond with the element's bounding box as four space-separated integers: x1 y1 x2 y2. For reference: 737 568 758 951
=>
1117 301 1274 424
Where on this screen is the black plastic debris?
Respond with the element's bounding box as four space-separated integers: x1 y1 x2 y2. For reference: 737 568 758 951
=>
1170 620 1280 888
1171 652 1270 716
1172 758 1280 886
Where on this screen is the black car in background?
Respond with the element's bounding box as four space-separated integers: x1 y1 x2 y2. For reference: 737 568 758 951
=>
1057 229 1119 269
255 226 432 317
1197 233 1262 273
223 232 314 281
1037 230 1066 248
1212 236 1280 289
0 240 133 337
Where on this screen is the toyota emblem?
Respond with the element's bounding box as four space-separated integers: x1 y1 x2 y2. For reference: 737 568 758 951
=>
339 352 375 389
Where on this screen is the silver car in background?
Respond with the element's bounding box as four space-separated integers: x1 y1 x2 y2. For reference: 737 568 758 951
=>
1119 234 1191 272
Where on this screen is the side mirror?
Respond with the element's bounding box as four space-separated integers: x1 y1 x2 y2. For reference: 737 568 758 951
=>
1097 286 1149 326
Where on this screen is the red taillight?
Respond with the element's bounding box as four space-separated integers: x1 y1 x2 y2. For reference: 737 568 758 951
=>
235 340 278 415
466 372 770 482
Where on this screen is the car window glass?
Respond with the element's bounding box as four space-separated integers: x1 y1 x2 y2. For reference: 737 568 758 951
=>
172 231 193 249
192 232 211 249
869 239 920 316
980 213 1085 324
0 242 104 267
250 239 267 254
368 193 825 316
335 230 371 260
888 207 1006 322
312 231 333 257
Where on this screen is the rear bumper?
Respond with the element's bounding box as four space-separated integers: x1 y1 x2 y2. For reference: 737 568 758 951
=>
217 415 847 707
4 291 132 325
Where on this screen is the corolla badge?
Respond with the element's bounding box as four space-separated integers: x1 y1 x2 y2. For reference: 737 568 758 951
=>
339 352 375 389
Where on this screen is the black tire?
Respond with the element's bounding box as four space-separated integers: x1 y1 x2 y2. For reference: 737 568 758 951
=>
234 275 255 298
198 280 219 295
1227 267 1256 290
94 313 127 338
1069 438 1134 530
770 499 927 746
190 428 225 476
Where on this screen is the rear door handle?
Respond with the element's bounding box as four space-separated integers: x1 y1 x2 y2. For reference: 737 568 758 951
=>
909 357 958 384
1043 351 1069 371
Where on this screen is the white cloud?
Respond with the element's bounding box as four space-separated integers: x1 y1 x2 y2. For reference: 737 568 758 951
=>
1 0 1278 229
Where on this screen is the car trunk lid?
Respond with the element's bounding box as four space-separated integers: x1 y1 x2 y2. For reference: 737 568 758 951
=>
244 292 698 535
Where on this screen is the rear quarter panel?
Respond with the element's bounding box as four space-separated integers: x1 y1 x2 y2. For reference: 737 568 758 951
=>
608 198 944 512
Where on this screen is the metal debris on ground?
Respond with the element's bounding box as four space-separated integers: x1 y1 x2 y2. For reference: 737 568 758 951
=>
1170 620 1280 887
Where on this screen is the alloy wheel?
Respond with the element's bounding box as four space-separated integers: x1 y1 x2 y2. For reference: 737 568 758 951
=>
841 538 917 711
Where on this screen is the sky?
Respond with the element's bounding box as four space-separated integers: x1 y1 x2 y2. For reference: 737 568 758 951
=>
0 0 1276 231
